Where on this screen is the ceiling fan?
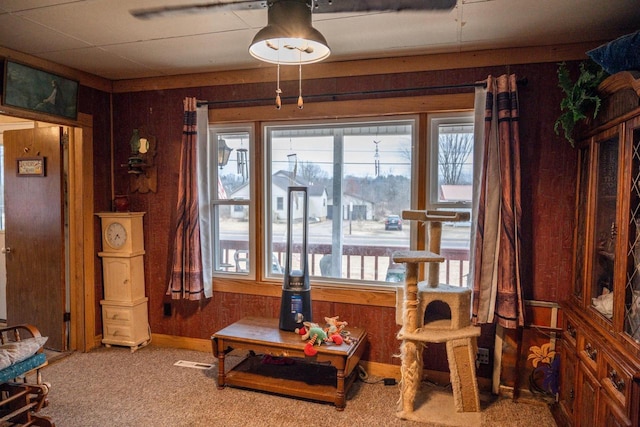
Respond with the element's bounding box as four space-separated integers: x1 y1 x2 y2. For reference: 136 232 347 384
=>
130 0 458 20
131 0 457 64
131 0 457 108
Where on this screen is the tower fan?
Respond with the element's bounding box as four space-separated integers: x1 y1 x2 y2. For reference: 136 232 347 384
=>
279 186 312 331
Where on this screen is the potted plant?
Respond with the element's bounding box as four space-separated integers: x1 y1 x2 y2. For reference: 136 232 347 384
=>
554 61 607 147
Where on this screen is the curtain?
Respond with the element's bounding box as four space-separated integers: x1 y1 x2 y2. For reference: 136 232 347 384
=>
196 105 213 298
167 97 205 300
470 74 524 329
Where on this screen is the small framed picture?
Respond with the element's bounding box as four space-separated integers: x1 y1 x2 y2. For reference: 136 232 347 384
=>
17 156 45 177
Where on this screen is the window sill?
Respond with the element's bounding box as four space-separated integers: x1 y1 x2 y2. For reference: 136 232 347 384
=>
212 277 398 307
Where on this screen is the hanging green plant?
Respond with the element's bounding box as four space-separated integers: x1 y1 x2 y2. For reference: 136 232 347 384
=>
554 61 607 147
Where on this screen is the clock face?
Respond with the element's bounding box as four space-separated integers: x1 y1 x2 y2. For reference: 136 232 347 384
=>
105 222 127 249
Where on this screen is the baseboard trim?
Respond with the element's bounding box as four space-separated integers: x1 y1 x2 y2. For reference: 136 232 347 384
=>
151 333 212 352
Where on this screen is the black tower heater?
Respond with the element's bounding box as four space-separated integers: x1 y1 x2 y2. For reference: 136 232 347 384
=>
279 186 312 331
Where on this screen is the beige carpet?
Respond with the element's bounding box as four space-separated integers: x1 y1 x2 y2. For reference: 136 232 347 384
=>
31 345 557 427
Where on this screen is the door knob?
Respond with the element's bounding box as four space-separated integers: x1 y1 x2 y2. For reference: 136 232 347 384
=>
1 247 11 254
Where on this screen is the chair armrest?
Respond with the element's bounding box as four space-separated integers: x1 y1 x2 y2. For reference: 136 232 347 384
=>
0 324 43 346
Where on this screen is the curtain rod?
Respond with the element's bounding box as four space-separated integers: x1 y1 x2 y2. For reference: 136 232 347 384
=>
196 77 527 107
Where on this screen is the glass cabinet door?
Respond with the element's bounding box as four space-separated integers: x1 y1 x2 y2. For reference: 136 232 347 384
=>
625 117 640 343
573 144 591 301
590 133 619 321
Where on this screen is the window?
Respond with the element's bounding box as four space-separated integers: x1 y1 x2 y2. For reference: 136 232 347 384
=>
210 125 253 276
427 112 475 287
0 144 4 230
265 118 415 285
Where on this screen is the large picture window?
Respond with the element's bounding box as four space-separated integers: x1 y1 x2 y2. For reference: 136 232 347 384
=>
265 118 415 285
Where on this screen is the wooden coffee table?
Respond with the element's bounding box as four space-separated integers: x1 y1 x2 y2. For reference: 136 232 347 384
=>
211 316 367 410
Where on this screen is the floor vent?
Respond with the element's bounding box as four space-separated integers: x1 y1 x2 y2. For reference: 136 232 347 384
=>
173 360 214 370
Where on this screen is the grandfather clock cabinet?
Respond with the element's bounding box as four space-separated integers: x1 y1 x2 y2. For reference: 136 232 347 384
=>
556 72 640 427
97 212 150 352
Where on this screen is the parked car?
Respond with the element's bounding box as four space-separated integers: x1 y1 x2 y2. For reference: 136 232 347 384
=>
384 214 402 230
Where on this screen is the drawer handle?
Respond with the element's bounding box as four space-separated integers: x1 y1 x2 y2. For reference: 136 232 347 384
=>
585 343 597 361
608 369 625 392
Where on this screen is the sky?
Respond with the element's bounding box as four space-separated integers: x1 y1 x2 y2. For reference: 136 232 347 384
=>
218 133 413 180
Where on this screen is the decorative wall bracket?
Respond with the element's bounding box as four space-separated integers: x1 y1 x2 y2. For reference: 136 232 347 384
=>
122 129 157 193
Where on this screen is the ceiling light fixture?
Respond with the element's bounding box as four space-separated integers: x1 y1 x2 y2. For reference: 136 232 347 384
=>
249 0 330 109
249 0 330 65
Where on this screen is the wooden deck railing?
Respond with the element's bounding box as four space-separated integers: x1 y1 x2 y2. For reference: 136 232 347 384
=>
219 240 470 286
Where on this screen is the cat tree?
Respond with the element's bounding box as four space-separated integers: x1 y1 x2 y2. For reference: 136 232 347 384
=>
394 210 481 422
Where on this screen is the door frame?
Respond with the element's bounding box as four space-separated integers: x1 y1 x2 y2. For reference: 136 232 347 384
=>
0 108 95 352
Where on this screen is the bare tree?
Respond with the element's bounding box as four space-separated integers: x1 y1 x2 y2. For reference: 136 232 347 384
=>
439 132 473 185
298 161 329 184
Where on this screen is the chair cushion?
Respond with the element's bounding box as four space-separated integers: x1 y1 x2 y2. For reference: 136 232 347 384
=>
0 336 48 370
587 31 640 75
0 352 46 383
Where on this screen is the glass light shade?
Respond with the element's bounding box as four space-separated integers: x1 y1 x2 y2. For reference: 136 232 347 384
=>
249 0 330 65
218 139 233 168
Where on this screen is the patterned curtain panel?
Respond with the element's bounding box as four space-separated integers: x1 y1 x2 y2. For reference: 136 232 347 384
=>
167 97 204 300
471 74 524 328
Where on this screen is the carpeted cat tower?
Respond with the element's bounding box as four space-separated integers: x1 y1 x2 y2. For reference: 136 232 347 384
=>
394 210 481 425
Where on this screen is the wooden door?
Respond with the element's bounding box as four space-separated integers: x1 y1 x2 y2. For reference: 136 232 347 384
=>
3 127 65 351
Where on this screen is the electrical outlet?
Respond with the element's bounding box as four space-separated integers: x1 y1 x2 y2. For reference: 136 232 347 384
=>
477 347 490 365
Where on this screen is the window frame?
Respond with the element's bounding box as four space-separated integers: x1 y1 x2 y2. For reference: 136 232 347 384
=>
262 115 419 287
426 112 476 212
206 93 475 304
209 124 256 280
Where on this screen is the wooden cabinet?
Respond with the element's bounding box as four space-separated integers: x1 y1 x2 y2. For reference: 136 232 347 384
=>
557 72 640 427
97 212 150 352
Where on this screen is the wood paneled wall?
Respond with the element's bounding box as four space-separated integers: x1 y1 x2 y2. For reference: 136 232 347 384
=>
108 59 579 376
0 42 587 386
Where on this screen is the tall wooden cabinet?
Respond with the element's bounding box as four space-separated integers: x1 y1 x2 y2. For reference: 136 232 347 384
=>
97 212 150 352
557 72 640 427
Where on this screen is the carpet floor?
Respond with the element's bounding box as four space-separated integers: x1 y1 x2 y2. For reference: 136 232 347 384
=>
32 345 557 427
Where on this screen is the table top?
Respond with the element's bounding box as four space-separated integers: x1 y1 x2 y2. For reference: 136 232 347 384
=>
212 316 366 357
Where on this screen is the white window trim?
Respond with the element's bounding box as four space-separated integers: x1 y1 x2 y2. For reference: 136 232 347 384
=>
426 112 475 211
209 124 256 280
263 115 418 287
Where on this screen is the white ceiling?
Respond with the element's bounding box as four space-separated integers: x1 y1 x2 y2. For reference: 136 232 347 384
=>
0 0 638 81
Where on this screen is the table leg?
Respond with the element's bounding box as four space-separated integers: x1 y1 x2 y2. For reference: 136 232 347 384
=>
217 343 226 389
335 367 345 411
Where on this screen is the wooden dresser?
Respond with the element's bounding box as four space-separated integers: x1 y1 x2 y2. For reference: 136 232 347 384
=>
556 71 640 427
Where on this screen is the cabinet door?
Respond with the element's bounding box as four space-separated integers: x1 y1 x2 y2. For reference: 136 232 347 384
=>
576 360 599 427
599 389 632 427
559 342 577 420
589 130 620 322
623 116 640 345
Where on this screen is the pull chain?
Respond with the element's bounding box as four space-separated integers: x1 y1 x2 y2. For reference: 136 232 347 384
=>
297 54 304 109
275 63 282 109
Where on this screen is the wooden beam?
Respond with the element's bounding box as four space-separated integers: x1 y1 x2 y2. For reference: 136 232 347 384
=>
209 93 474 123
113 41 599 93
